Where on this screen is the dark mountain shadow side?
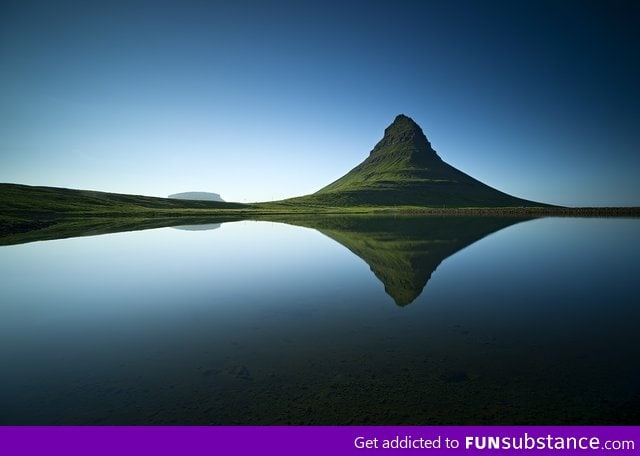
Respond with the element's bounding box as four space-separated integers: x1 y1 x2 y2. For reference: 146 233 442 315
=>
278 215 532 305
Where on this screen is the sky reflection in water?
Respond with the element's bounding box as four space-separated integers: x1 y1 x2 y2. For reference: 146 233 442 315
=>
0 217 638 424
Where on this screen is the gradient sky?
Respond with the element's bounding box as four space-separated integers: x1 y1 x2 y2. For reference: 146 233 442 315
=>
1 0 639 206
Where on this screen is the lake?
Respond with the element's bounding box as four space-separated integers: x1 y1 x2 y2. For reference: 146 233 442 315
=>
1 216 638 424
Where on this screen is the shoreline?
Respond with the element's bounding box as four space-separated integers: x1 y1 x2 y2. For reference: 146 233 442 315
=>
1 206 639 248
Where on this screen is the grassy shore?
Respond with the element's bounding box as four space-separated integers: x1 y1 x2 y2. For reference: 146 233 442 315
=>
1 183 639 246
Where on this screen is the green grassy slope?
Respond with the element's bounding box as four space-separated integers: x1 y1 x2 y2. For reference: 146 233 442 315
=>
0 183 247 215
0 183 252 240
289 114 550 207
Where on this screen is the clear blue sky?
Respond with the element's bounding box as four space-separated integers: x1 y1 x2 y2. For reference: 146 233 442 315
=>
1 0 638 206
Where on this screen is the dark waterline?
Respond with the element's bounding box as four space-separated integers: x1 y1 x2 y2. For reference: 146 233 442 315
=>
0 217 638 424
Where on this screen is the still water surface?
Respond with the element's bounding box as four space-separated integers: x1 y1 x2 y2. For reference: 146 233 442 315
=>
1 217 638 424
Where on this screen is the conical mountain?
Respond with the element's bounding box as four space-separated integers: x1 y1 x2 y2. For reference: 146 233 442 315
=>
297 114 545 207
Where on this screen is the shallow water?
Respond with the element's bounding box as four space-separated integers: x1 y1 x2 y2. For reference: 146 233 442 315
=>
0 217 638 424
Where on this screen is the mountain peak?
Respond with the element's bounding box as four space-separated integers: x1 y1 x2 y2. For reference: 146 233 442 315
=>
370 114 438 161
384 114 425 139
392 113 416 125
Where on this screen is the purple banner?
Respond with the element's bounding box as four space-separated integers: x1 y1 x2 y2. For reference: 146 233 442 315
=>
1 426 638 455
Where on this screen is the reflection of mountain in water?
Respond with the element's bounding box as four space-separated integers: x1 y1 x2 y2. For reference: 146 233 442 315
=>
0 217 243 246
171 223 221 231
284 216 530 306
1 209 529 306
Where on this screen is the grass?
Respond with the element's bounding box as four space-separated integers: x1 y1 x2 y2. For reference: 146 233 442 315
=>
1 182 639 247
0 183 249 215
293 114 551 208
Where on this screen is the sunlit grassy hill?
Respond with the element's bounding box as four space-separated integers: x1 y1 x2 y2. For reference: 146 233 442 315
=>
0 183 249 237
286 114 549 208
0 183 246 215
